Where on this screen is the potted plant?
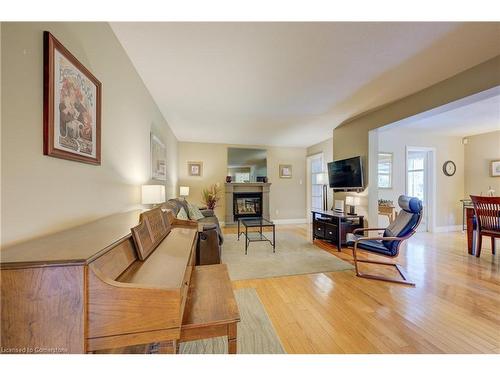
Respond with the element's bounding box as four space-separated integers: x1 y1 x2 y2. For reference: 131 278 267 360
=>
201 183 221 210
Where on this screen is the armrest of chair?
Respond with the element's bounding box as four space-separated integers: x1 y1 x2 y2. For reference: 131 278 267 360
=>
353 227 386 234
353 231 416 245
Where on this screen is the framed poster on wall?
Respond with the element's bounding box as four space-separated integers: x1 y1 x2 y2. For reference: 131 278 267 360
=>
43 31 102 165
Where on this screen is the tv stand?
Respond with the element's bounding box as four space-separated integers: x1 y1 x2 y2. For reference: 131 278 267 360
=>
311 209 364 251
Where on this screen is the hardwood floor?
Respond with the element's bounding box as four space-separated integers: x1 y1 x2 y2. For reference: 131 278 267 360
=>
224 225 500 353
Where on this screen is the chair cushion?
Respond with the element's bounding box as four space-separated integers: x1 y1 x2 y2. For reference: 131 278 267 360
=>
398 195 423 214
381 195 422 254
382 211 419 254
187 202 205 221
346 233 398 257
357 240 396 256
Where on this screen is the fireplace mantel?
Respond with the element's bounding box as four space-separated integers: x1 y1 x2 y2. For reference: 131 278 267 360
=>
224 183 271 225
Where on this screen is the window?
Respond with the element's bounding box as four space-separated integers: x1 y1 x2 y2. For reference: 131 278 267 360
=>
310 154 324 211
407 151 426 201
378 152 393 189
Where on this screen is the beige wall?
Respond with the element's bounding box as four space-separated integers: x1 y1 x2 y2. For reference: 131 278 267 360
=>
306 137 334 210
1 22 178 246
377 128 465 228
178 142 307 222
332 55 500 217
464 130 500 197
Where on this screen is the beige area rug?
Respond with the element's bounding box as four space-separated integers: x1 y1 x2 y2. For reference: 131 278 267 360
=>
221 232 353 281
179 288 285 354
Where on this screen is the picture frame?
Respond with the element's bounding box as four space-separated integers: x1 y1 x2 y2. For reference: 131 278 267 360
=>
43 31 102 165
151 133 167 181
188 161 203 177
491 160 500 177
279 164 292 178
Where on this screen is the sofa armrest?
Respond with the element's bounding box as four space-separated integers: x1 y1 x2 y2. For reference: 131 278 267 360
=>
200 209 215 217
197 226 221 265
200 222 218 231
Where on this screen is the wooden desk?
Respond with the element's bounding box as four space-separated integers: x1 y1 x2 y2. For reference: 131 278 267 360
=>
180 264 240 354
0 208 238 354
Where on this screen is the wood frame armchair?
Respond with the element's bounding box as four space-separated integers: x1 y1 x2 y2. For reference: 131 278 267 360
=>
347 195 423 286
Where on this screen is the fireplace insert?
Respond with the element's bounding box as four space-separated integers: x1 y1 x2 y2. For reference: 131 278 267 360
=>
233 192 262 220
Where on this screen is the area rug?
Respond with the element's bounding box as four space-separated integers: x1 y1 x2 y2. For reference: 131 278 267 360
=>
221 232 353 280
179 288 285 354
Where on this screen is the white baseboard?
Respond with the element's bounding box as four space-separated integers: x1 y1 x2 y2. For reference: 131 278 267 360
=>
272 218 308 225
433 225 462 233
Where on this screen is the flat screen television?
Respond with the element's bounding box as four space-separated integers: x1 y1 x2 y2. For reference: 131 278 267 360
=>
327 156 364 191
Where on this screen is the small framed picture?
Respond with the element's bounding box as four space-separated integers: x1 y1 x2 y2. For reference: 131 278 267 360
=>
279 164 292 178
188 161 203 177
491 160 500 177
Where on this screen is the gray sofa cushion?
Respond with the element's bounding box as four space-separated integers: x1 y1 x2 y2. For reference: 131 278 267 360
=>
165 198 224 245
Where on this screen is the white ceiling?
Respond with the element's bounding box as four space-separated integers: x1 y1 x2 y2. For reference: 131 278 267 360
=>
110 22 500 147
381 93 500 137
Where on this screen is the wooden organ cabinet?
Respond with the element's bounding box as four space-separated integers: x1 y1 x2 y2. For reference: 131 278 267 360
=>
0 208 239 354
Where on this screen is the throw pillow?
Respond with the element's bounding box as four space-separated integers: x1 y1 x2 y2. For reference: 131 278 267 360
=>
176 207 189 220
187 202 205 221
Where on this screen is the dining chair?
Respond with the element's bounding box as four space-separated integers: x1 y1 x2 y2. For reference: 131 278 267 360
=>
346 195 423 286
470 195 500 258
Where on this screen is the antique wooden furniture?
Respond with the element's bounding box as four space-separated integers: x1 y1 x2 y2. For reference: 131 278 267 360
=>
179 264 240 353
470 195 500 258
1 208 239 354
346 195 423 286
311 210 364 251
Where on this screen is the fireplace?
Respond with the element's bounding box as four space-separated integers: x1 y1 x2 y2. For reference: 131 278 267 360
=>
233 192 262 220
225 182 270 225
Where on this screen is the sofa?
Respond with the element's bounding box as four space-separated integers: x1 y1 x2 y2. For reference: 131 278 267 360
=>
161 198 223 265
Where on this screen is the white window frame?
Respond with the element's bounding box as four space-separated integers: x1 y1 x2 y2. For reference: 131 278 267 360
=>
377 152 393 189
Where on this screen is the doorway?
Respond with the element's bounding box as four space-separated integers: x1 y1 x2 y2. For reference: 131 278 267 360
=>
306 153 324 223
406 147 435 232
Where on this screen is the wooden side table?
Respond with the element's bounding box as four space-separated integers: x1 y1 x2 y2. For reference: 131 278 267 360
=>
179 264 240 354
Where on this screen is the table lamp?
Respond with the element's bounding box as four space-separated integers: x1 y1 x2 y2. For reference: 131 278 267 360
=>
345 196 360 215
179 186 190 200
141 185 165 207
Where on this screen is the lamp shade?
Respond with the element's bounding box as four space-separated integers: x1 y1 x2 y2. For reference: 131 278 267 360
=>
346 196 361 206
315 172 328 185
141 185 165 205
179 186 190 197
